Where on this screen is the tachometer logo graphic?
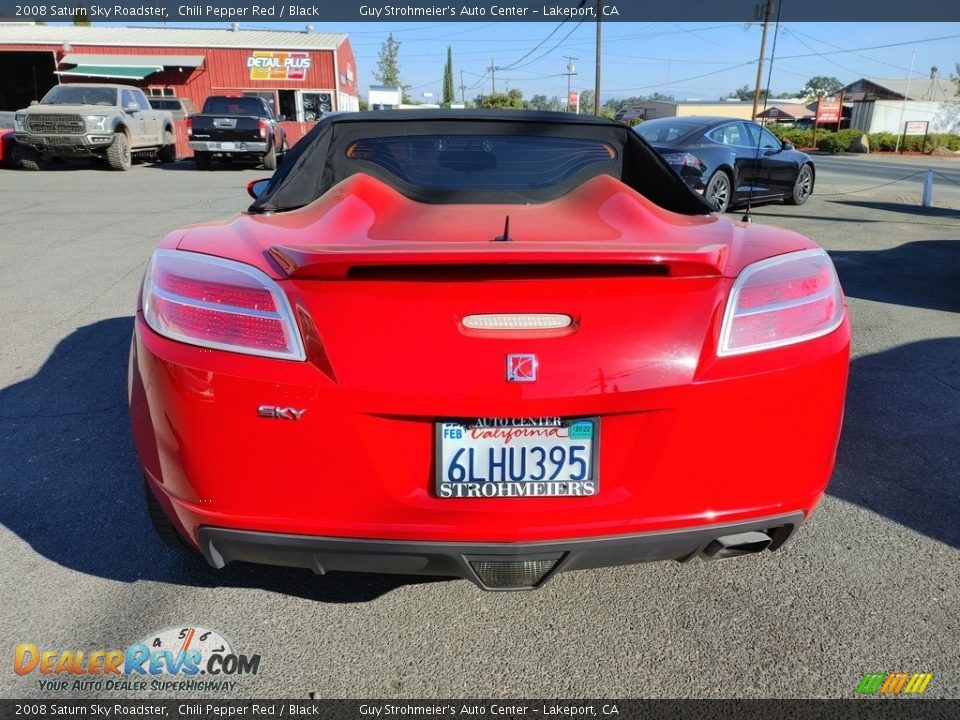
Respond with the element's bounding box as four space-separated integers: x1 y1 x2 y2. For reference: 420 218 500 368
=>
857 673 933 695
506 354 537 382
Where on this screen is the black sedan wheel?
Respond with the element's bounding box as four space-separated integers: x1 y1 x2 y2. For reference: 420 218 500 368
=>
785 164 814 205
705 170 732 212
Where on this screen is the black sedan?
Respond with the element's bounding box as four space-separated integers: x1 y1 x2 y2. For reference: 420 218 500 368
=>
635 116 815 212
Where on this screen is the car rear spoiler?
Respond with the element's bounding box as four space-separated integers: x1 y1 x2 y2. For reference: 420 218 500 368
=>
269 242 728 279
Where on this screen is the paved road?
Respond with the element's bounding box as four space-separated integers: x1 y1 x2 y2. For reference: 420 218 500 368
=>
813 152 960 188
0 157 957 700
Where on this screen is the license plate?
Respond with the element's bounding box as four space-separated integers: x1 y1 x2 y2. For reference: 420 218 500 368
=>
436 418 597 498
219 142 236 150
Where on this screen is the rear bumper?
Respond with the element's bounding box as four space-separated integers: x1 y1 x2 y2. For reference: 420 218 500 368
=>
198 512 804 590
189 140 268 153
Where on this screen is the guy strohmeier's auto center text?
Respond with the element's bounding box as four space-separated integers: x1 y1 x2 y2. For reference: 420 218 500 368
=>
12 3 621 20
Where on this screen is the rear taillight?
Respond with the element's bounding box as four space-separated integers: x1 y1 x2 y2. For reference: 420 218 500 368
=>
142 250 306 361
185 117 192 138
661 152 702 167
258 118 268 140
718 248 844 356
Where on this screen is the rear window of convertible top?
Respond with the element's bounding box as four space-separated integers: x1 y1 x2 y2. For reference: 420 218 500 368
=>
345 135 617 191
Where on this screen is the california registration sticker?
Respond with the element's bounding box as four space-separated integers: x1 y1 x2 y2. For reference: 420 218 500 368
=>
506 354 537 382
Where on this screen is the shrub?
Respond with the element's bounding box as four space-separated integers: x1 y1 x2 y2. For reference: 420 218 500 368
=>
868 132 898 151
837 129 864 148
865 132 960 153
927 133 960 151
816 131 847 153
777 129 813 148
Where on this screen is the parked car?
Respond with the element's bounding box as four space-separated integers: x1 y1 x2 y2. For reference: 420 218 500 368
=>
130 110 850 591
147 96 198 120
0 111 20 168
187 95 286 170
14 84 176 171
635 116 816 212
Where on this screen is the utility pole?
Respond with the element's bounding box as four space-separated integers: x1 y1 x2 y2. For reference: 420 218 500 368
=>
894 50 917 153
489 58 497 95
564 56 577 113
751 0 774 123
594 0 602 115
460 70 466 104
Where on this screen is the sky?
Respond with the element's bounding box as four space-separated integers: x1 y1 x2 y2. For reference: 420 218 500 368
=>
67 21 960 102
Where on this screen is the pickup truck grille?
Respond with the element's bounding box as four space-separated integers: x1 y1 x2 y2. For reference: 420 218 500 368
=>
26 114 84 134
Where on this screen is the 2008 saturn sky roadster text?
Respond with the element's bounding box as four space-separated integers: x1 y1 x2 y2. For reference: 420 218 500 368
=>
128 111 850 590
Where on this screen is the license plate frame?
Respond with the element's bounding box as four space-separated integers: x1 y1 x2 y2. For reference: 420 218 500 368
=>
219 141 236 150
435 417 599 498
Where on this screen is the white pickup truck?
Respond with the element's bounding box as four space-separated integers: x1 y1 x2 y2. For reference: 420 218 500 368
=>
14 84 176 171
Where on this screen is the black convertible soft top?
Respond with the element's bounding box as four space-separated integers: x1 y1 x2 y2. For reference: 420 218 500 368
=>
249 110 711 215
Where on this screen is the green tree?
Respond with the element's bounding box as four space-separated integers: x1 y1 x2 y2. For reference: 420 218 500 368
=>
481 89 526 109
442 46 454 106
727 84 767 101
374 33 410 102
73 8 90 25
801 75 843 99
578 89 594 114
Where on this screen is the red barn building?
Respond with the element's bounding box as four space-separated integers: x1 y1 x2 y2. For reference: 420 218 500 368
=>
0 23 359 151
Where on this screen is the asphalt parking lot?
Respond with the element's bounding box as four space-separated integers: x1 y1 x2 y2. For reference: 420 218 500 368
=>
0 153 958 700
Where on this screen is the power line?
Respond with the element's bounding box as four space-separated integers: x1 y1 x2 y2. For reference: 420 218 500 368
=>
498 20 569 71
776 33 960 60
607 60 757 93
784 26 920 75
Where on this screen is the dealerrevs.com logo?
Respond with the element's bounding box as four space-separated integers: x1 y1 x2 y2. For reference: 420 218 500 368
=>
14 626 260 693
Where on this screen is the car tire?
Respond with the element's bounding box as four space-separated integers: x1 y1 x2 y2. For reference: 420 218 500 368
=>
262 142 277 171
19 146 43 171
7 141 22 168
194 151 212 170
785 164 814 205
705 169 733 212
106 132 132 171
143 477 196 553
157 130 176 163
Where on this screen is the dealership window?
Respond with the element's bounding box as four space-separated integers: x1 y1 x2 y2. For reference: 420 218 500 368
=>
239 89 336 122
275 90 335 121
278 90 297 122
146 87 175 97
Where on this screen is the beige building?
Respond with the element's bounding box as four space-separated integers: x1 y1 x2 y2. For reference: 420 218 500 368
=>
639 100 759 121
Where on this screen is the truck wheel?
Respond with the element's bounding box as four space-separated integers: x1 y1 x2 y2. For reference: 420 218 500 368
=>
262 142 277 171
157 130 176 164
106 132 132 171
20 146 43 171
194 151 212 170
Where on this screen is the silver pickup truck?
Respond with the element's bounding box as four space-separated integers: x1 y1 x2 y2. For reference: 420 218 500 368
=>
15 84 176 171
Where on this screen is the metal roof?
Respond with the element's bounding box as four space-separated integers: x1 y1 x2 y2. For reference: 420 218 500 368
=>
843 77 960 101
756 104 815 119
0 24 347 51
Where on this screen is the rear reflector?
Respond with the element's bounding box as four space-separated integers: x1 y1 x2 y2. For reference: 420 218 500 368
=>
462 314 572 330
469 556 562 589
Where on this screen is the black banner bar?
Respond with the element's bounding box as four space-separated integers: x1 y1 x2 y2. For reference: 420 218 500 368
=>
0 0 959 22
3 701 960 720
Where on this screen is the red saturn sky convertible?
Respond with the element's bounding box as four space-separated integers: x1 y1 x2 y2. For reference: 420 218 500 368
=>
129 111 850 590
